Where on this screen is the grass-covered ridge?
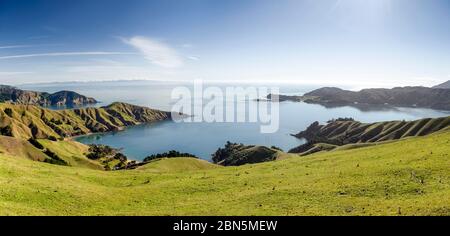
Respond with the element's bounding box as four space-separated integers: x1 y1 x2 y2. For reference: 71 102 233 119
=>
0 102 170 140
290 117 450 154
0 135 104 170
0 129 449 216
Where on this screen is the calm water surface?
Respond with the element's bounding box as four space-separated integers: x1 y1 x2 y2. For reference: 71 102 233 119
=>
20 81 450 160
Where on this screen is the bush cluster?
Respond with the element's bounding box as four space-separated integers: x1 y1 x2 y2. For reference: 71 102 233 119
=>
143 150 197 162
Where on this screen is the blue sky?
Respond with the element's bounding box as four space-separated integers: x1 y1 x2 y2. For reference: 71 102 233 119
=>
0 0 449 88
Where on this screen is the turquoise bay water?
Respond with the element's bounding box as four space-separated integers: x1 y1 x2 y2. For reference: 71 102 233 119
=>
20 81 450 160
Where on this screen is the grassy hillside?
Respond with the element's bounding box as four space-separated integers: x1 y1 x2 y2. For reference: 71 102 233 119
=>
0 136 48 161
0 136 103 170
0 130 449 216
295 117 450 143
0 102 170 140
290 117 450 154
137 157 220 173
38 140 103 170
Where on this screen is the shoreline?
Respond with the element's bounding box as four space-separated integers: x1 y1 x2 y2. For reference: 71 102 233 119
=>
67 119 174 141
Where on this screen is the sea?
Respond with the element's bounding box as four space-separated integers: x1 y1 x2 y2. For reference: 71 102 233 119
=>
19 80 450 161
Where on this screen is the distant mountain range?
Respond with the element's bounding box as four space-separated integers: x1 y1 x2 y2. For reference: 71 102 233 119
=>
0 85 97 106
268 86 450 110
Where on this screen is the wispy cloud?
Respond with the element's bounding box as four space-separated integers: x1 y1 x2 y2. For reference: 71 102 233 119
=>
0 52 134 60
0 71 34 75
122 36 183 68
187 56 200 61
0 44 35 49
0 43 63 49
28 35 50 40
180 43 193 48
0 43 62 49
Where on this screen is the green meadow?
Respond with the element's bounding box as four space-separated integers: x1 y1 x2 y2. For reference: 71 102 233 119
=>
0 129 449 216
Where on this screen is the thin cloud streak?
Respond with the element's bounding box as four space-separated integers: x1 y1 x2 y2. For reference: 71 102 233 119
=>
0 52 135 60
0 71 34 75
187 56 200 61
0 45 35 49
122 36 183 68
0 43 62 49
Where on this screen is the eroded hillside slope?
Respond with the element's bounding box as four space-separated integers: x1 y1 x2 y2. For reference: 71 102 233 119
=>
290 117 450 154
0 102 171 140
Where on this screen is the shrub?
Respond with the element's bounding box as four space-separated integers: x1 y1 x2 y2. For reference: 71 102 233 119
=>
113 162 126 170
113 153 127 162
104 164 111 171
271 146 283 151
44 158 68 166
4 108 13 117
87 144 116 159
50 118 63 125
327 117 355 123
143 150 197 162
43 149 68 166
28 138 45 150
211 141 238 164
0 126 13 137
28 123 39 137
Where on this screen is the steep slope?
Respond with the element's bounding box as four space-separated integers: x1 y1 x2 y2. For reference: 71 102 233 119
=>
0 136 103 170
433 80 450 89
38 140 104 170
0 85 97 106
0 102 171 140
0 136 48 161
290 116 450 154
0 130 449 215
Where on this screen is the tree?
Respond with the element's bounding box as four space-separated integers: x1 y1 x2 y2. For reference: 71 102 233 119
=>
4 108 13 117
0 126 13 137
143 150 197 162
28 138 45 149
